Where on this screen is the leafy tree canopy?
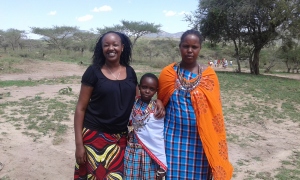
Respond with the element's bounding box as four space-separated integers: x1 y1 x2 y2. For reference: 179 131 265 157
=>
186 0 299 74
97 20 161 46
31 26 79 53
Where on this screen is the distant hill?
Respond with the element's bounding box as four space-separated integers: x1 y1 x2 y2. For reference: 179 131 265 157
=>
144 31 183 39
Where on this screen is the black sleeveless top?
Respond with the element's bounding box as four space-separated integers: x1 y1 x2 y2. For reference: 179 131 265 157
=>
81 65 137 133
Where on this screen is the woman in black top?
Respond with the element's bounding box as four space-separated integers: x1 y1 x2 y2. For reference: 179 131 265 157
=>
74 31 165 179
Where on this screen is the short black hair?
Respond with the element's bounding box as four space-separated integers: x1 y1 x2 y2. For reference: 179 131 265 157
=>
179 29 203 47
92 31 132 67
140 73 159 87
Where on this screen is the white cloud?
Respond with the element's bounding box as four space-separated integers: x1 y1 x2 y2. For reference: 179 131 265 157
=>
92 5 112 12
163 10 177 17
178 11 189 16
77 15 93 22
48 11 57 16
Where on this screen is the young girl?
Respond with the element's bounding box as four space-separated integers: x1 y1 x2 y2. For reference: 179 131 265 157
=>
124 73 167 180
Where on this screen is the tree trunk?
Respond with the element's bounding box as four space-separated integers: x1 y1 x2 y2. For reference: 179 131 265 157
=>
250 48 261 75
236 57 241 72
233 40 241 73
81 48 84 57
285 61 291 73
264 60 276 73
264 65 274 73
11 43 15 51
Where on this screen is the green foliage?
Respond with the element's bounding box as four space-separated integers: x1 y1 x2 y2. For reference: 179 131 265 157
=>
133 38 180 64
187 0 299 74
97 20 161 46
277 37 300 73
30 26 79 53
69 31 98 54
0 28 26 51
0 55 24 73
58 86 72 94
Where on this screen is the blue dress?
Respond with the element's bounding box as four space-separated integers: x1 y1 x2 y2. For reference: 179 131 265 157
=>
164 66 211 179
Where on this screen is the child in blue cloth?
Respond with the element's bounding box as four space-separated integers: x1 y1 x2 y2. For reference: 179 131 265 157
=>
124 73 167 180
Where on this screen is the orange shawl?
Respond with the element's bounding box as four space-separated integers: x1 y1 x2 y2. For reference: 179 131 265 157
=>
158 63 233 180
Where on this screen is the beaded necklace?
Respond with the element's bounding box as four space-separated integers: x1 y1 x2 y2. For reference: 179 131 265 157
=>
130 98 155 132
175 62 202 92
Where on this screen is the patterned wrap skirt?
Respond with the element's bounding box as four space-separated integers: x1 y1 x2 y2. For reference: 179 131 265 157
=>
74 128 127 180
164 67 212 179
124 140 159 180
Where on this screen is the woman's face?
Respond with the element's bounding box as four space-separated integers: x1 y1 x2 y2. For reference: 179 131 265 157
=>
179 34 201 64
102 33 124 63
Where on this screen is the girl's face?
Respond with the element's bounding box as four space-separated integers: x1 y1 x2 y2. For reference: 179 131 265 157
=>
139 77 158 103
102 33 124 63
179 34 201 65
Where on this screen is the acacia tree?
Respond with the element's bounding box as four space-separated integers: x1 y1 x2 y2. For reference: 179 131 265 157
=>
0 30 9 52
31 26 79 53
277 24 300 73
277 38 299 73
278 2 300 73
120 20 161 47
0 29 26 51
97 20 161 47
187 0 298 74
71 31 97 56
186 0 252 73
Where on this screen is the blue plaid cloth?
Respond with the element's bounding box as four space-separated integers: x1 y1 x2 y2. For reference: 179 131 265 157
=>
124 99 159 179
164 66 211 179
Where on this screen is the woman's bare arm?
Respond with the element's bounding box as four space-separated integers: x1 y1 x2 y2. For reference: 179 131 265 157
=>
74 84 93 164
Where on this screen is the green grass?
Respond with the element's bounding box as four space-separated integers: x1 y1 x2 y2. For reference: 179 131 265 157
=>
0 76 81 88
275 151 300 180
218 71 300 125
0 56 25 74
217 71 300 179
0 176 11 180
1 90 76 143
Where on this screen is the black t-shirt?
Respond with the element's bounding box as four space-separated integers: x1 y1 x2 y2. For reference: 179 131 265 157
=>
81 65 137 133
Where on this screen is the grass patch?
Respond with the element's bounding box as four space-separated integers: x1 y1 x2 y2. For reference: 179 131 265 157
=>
218 71 300 125
1 93 76 143
216 71 300 179
275 151 300 179
0 176 11 180
0 76 81 88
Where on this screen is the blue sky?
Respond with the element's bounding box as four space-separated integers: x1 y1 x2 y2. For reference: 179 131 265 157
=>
0 0 198 39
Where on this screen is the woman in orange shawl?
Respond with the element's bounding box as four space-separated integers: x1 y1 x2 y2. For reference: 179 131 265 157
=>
158 29 233 180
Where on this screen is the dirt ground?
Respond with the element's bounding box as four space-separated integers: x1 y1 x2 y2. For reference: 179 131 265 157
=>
0 60 299 180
